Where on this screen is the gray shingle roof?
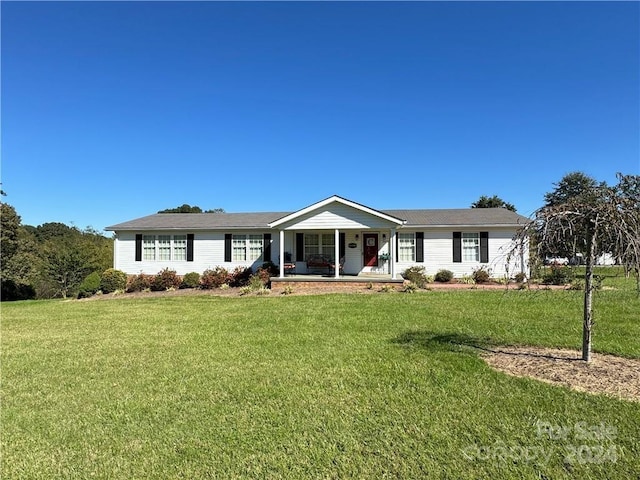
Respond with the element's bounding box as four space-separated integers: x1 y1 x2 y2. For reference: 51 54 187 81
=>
382 208 529 227
106 212 290 231
106 208 528 231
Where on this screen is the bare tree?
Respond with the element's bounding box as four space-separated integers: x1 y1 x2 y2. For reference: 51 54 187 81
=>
510 173 640 362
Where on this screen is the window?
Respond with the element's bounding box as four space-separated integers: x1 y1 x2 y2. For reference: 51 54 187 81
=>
139 235 191 262
463 233 480 262
321 234 335 258
398 233 415 262
232 234 263 261
248 235 263 261
158 235 171 261
304 233 335 260
232 235 247 261
173 235 187 261
304 234 319 256
143 235 156 261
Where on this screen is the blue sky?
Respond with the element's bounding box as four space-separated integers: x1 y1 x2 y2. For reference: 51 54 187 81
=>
2 1 638 232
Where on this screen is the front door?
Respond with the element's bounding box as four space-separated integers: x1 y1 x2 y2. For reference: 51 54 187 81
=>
363 233 378 267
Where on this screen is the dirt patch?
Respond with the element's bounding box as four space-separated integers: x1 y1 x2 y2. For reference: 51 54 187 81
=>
481 346 640 403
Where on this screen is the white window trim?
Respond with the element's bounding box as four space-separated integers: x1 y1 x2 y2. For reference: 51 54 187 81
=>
398 232 416 262
232 234 264 262
142 235 189 262
462 232 480 262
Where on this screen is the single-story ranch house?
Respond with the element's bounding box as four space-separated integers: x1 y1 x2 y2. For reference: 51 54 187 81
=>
106 195 530 280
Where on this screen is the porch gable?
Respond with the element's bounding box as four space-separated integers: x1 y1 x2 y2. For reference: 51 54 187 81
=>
268 195 406 230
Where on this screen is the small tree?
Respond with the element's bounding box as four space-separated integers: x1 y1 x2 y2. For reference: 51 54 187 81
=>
510 173 640 362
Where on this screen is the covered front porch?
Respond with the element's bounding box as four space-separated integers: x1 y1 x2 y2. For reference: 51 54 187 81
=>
274 228 399 279
268 196 407 280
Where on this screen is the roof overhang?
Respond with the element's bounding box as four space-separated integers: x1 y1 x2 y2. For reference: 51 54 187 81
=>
268 195 406 228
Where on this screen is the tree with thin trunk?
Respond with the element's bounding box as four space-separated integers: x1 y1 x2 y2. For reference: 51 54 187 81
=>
510 173 640 362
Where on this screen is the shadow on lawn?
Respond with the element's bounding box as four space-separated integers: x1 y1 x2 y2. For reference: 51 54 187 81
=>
391 331 497 354
392 331 584 362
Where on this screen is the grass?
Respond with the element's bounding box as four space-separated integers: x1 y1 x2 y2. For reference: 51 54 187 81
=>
2 271 639 479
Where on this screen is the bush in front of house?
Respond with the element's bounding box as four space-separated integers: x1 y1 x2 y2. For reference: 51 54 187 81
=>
200 267 231 289
255 266 274 287
514 272 527 283
151 268 181 291
542 266 575 285
261 261 279 277
100 268 127 293
126 273 153 292
229 266 253 287
77 272 102 298
240 274 270 295
181 272 200 289
434 269 454 283
401 266 430 289
472 266 492 284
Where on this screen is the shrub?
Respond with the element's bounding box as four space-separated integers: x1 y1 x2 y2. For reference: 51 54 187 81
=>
181 272 200 289
434 269 454 283
229 266 253 287
514 272 527 283
542 266 574 285
126 273 153 292
402 282 418 293
260 261 279 277
100 269 127 294
77 272 102 298
151 268 181 291
200 267 230 289
401 266 430 289
472 266 491 284
255 267 272 287
239 274 269 295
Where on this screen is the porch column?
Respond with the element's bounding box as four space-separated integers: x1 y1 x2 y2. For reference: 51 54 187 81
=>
390 228 397 279
334 228 340 278
279 229 285 278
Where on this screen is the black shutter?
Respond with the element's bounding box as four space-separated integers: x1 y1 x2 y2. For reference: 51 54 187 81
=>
224 234 232 262
263 233 271 262
187 234 194 262
416 232 424 263
480 231 489 263
296 233 304 261
339 233 346 259
135 234 142 261
453 232 462 263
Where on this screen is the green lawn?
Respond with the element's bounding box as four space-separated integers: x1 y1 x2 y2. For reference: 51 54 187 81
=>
3 274 639 479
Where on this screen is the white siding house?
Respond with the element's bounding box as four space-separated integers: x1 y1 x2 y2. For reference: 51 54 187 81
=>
106 195 530 279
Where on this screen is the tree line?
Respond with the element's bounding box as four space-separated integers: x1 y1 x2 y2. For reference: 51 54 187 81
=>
0 204 114 300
